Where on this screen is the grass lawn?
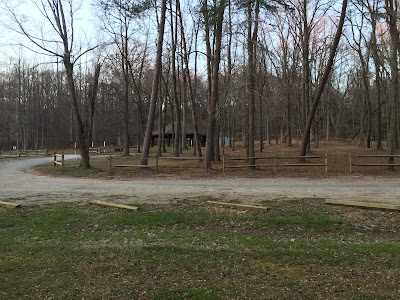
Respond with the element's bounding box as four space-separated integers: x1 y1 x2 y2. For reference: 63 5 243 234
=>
0 198 399 299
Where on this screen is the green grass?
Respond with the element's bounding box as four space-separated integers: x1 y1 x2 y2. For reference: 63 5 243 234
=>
1 199 399 299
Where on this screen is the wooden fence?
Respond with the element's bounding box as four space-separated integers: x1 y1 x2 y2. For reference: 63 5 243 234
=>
349 154 400 172
108 154 206 174
89 147 118 155
108 155 152 174
53 152 64 167
223 154 328 173
0 149 48 157
156 155 206 172
105 152 400 174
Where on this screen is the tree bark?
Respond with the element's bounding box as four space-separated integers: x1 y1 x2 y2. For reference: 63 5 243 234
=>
300 0 348 157
141 0 167 165
203 0 226 171
176 0 202 157
247 0 260 167
385 0 399 169
169 0 181 157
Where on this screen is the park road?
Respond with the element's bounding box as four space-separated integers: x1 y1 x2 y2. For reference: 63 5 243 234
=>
1 156 400 206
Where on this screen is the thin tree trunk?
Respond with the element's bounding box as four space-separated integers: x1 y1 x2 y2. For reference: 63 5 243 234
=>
247 0 260 167
204 0 226 171
176 0 202 156
300 0 348 157
170 0 180 157
386 0 399 169
141 0 167 165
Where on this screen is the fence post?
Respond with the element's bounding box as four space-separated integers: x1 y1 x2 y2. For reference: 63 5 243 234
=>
108 154 112 175
61 152 65 168
325 153 328 173
349 154 352 173
54 152 56 166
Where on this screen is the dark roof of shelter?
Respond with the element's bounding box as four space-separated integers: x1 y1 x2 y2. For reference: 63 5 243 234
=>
152 120 206 137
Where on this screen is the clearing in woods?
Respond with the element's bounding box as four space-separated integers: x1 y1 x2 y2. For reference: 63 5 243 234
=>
0 140 393 206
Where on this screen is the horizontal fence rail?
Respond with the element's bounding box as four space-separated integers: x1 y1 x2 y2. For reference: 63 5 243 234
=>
349 154 400 172
0 149 48 157
108 155 153 174
223 154 328 173
108 154 206 174
156 155 206 172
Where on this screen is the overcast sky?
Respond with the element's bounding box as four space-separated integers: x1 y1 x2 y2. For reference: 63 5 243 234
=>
0 0 96 67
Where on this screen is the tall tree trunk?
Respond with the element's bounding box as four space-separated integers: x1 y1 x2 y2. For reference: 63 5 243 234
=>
203 0 226 171
300 0 348 157
176 0 202 156
123 55 130 156
247 0 260 167
141 0 167 165
301 0 311 153
368 2 382 150
64 57 93 169
386 0 399 169
170 0 181 157
122 13 130 156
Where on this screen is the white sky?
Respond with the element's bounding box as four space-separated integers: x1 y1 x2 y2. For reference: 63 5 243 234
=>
0 0 96 67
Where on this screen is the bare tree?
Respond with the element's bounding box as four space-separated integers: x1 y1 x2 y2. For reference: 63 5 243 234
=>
176 0 202 157
4 0 101 168
169 0 181 157
96 0 149 156
140 0 167 165
300 0 348 157
385 0 399 169
345 3 372 148
365 0 384 150
246 0 260 167
201 0 227 171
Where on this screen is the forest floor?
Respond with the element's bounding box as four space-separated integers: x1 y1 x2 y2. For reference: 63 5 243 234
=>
52 139 400 180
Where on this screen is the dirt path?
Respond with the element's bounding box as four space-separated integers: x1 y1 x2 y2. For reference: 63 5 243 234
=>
1 156 400 206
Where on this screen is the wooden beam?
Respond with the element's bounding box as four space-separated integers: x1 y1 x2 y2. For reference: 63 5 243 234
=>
206 201 268 211
325 200 400 212
89 200 138 211
113 165 151 168
0 201 21 208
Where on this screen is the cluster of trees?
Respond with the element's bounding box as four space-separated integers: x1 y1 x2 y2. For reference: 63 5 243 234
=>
0 0 399 169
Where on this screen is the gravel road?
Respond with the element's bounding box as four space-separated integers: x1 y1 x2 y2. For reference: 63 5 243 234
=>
1 156 400 206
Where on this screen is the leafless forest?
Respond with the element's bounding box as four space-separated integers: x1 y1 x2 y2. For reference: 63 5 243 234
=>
0 0 398 169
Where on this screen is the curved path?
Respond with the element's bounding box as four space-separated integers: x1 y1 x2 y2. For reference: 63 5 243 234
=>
1 156 400 205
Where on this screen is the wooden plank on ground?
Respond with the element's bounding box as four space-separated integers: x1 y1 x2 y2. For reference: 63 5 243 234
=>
206 201 268 211
0 201 21 208
113 164 151 168
89 200 138 211
325 200 400 211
